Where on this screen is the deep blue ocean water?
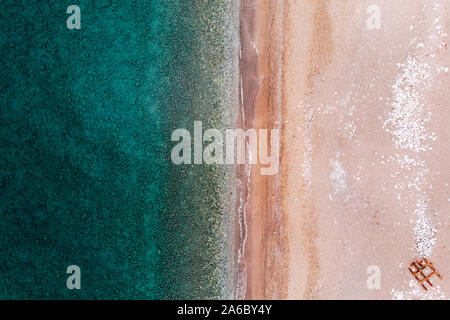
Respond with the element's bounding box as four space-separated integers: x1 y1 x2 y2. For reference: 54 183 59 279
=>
0 0 239 299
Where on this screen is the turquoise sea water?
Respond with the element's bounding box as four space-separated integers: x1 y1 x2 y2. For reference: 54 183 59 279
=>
0 1 239 299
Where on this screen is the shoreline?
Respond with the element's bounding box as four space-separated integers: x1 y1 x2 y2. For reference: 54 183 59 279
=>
235 0 258 300
239 0 288 299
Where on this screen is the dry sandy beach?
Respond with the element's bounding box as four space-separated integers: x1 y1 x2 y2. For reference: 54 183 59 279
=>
243 0 449 299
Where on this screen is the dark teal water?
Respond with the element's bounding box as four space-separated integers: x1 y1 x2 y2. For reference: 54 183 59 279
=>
0 1 239 299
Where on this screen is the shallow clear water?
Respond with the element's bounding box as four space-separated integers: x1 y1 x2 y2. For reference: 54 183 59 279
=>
0 0 239 299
